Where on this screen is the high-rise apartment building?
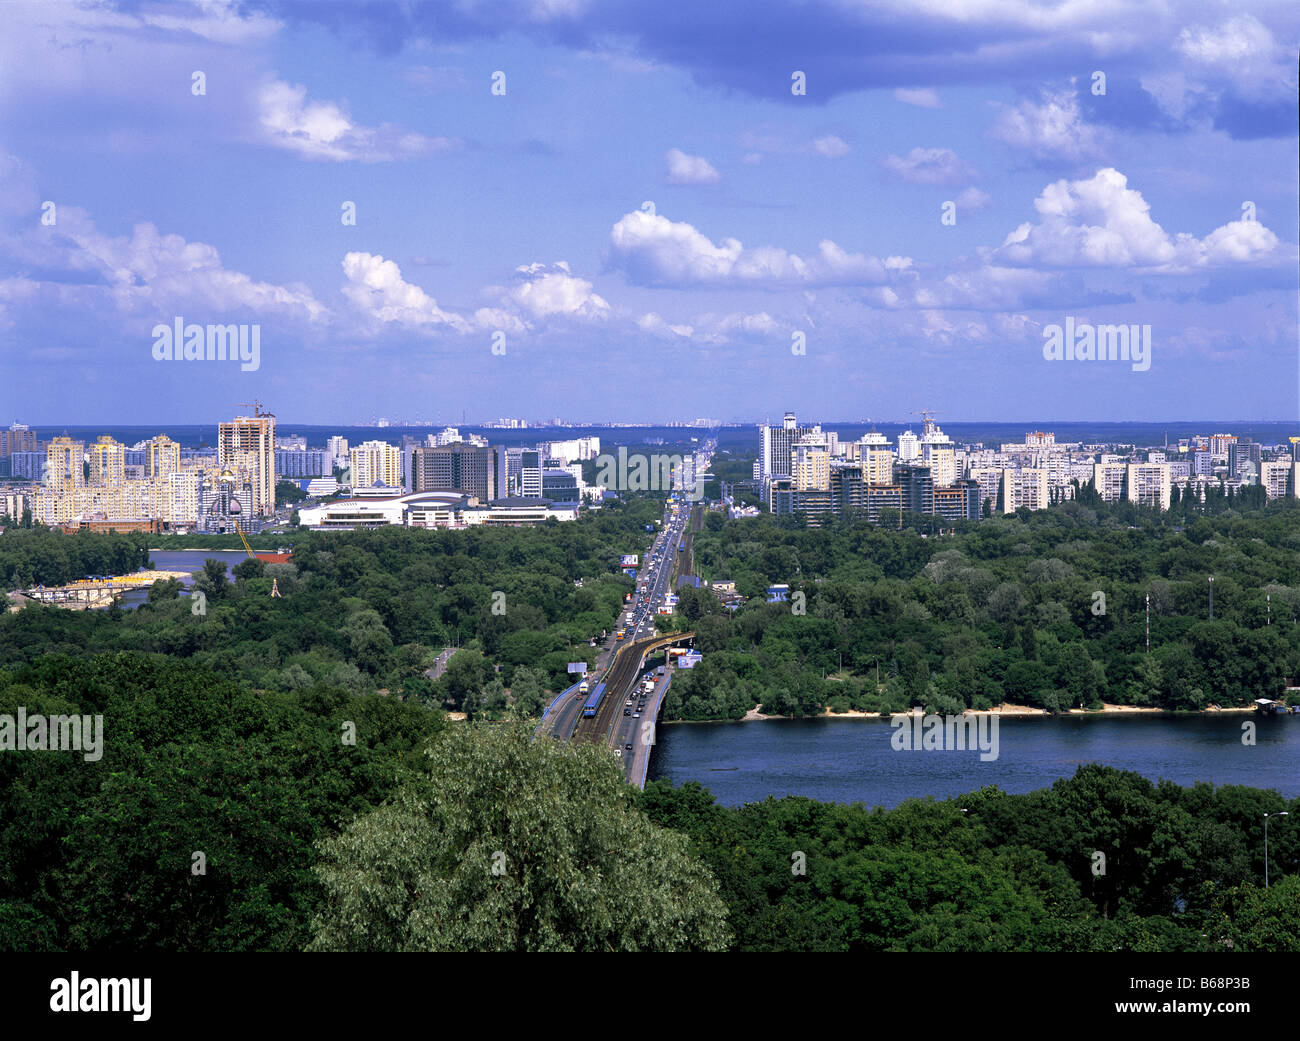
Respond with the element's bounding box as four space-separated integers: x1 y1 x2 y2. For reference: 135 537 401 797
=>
791 441 831 491
1002 468 1049 512
499 444 540 496
1228 439 1261 479
351 440 403 490
536 437 601 465
759 412 817 483
88 436 125 488
920 425 956 486
218 408 276 516
147 435 180 478
275 448 329 478
967 468 1002 512
1260 459 1292 499
46 438 84 495
0 423 37 457
326 436 349 471
1209 434 1236 462
1093 462 1128 503
1126 462 1171 510
933 480 982 521
897 464 934 515
859 432 895 485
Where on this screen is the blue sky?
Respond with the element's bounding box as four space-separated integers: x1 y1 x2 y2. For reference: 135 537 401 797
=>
0 0 1296 425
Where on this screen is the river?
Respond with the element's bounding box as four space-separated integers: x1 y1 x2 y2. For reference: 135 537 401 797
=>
646 714 1300 806
116 550 252 609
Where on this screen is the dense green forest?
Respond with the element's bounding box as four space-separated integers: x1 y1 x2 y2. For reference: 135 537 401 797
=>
638 770 1300 952
656 500 1300 720
1 650 1294 950
0 501 663 711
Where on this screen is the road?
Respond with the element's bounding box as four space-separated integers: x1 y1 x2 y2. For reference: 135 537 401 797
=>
423 646 456 682
536 451 712 785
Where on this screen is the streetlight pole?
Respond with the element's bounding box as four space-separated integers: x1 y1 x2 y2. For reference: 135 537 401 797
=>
1264 812 1288 889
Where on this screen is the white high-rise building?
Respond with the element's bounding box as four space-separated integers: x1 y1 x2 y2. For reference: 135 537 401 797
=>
859 433 894 485
897 430 919 462
1260 459 1292 499
920 424 955 486
1127 462 1171 510
326 436 349 472
1002 468 1048 512
1093 462 1127 502
350 440 403 490
759 412 817 485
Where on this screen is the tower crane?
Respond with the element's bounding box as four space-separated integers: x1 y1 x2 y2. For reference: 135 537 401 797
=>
909 409 943 435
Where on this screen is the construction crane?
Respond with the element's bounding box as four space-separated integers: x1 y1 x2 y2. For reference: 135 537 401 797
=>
909 409 943 435
235 399 273 418
233 519 256 560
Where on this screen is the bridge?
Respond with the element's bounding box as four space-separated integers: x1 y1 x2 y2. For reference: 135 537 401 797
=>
538 629 697 787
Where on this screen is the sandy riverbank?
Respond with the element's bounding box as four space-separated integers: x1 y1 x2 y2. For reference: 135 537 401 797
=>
727 701 1257 723
7 570 191 611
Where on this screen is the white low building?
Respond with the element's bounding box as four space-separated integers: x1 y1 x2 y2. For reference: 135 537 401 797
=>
296 491 577 530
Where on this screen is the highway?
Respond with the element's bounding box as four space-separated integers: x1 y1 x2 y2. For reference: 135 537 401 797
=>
537 447 712 784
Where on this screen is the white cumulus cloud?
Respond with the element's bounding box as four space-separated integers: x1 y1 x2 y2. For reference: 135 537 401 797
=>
341 252 469 330
607 210 909 288
257 79 460 162
665 148 722 184
996 167 1280 271
504 261 610 319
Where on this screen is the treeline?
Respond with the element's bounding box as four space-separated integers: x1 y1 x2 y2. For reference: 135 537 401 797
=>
656 501 1300 719
0 528 151 588
639 767 1300 951
0 499 663 712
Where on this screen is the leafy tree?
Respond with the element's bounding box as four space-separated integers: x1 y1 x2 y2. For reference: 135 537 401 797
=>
308 723 730 951
193 558 230 601
509 666 545 718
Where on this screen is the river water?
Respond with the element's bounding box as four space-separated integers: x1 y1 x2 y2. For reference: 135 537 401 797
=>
646 714 1300 807
116 550 252 608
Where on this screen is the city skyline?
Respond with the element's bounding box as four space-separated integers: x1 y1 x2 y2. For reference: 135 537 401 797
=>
0 1 1296 425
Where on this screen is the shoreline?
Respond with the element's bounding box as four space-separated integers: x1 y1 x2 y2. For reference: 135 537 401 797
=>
147 548 255 553
671 701 1263 725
